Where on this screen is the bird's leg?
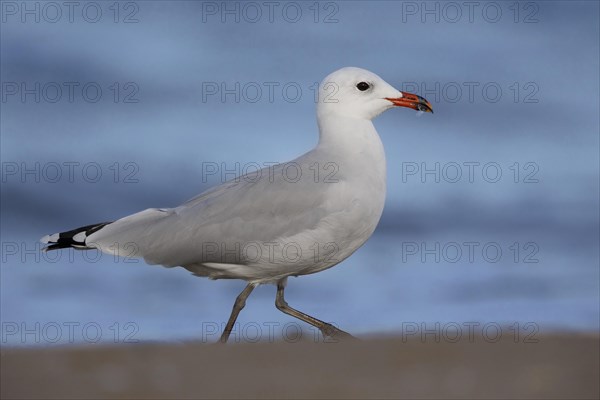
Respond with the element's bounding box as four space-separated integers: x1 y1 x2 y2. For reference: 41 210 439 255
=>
219 282 257 344
275 278 357 342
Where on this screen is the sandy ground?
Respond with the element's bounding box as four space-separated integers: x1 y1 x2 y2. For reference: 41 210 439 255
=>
1 333 598 399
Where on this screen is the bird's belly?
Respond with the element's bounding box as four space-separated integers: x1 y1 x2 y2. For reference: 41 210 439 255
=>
290 194 385 277
253 189 385 280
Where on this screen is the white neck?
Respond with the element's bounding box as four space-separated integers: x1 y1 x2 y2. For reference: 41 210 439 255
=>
314 114 387 187
317 114 384 156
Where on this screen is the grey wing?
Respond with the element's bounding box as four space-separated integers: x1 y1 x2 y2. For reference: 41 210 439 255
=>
88 161 342 268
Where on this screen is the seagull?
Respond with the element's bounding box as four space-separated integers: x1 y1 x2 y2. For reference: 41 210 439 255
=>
41 67 433 343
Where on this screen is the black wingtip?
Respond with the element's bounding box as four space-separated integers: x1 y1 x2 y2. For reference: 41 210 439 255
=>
43 243 74 252
42 222 112 251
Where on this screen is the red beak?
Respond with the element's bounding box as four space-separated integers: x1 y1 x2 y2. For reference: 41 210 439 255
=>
386 92 433 113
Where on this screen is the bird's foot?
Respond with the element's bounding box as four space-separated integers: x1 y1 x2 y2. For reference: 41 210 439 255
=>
320 323 359 342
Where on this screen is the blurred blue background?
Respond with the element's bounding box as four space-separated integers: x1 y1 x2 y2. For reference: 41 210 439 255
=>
1 1 598 345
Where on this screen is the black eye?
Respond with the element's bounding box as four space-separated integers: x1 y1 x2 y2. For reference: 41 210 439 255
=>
356 82 370 91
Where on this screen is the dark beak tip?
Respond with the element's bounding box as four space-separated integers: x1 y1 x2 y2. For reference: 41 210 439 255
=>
417 103 434 114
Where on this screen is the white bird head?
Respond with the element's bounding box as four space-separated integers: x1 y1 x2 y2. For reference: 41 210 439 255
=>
316 67 433 120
